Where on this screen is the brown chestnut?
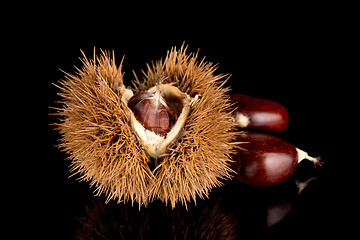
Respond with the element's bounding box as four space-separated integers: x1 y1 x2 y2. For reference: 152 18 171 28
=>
125 84 193 159
128 89 178 136
230 94 289 134
231 132 321 186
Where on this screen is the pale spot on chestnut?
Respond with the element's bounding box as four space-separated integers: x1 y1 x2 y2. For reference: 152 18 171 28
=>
235 113 250 128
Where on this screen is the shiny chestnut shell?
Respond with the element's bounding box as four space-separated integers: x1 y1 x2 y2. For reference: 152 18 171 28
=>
127 90 178 136
231 132 298 186
230 94 289 134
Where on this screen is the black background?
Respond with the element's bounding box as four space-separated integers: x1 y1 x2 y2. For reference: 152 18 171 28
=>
40 6 353 239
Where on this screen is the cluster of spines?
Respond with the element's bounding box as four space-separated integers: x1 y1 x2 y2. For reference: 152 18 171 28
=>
54 45 239 208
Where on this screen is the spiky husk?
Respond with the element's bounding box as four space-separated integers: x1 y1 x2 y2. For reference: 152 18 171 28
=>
55 46 239 208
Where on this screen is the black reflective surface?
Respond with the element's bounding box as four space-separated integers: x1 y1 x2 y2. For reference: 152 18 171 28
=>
43 22 348 239
69 178 320 239
54 163 334 239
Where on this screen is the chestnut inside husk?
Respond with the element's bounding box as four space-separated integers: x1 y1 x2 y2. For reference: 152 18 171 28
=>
123 84 193 159
127 88 181 136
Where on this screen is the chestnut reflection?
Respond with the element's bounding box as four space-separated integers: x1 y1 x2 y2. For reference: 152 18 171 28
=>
222 180 299 229
74 177 315 239
75 195 238 240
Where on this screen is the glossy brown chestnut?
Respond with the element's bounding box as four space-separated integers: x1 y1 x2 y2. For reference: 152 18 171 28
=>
231 132 321 186
128 89 178 136
230 94 289 134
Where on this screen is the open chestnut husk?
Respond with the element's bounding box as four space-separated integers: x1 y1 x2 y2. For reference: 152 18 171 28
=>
231 132 321 186
54 46 239 208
